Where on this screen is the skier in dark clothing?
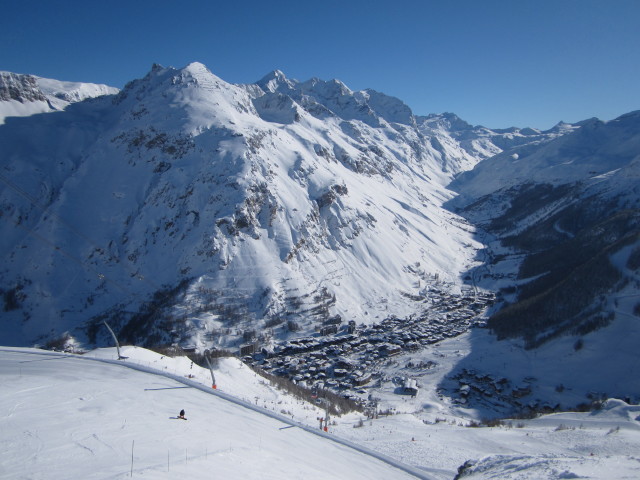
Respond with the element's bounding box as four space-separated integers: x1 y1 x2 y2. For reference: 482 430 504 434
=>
178 409 185 419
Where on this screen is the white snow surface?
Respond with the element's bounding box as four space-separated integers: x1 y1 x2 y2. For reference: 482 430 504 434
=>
35 75 118 105
0 98 53 124
0 346 425 480
3 341 640 480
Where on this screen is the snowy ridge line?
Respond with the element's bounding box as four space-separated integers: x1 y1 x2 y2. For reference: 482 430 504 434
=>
1 347 435 480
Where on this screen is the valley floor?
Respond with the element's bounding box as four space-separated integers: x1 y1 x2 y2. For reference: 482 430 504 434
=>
328 327 640 479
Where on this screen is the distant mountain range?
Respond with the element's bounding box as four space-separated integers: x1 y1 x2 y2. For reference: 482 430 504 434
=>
0 70 118 124
0 63 637 361
450 110 640 348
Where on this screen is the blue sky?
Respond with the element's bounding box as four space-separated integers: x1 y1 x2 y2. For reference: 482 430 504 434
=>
2 0 638 129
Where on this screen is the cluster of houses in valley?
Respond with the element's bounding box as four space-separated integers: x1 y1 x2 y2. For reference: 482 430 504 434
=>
444 367 562 415
240 288 496 401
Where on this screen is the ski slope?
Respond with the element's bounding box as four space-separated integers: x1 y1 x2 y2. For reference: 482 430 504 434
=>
0 347 430 479
3 343 640 479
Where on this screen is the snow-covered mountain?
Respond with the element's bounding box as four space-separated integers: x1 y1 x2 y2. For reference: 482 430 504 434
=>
449 110 640 349
0 70 118 124
3 62 640 479
0 61 599 352
450 112 640 203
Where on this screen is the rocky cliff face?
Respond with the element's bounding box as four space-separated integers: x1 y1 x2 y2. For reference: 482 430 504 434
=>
0 72 48 103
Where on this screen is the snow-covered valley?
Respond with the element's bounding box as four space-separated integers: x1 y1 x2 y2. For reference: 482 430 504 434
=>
2 62 640 479
0 63 577 350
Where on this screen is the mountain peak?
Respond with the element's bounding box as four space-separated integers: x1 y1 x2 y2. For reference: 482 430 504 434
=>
544 120 578 135
178 61 225 84
300 77 352 98
357 89 414 126
257 69 297 93
260 69 287 82
418 112 474 132
183 61 210 75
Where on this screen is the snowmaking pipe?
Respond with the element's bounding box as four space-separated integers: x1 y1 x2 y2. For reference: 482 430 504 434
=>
102 321 125 360
204 355 217 389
